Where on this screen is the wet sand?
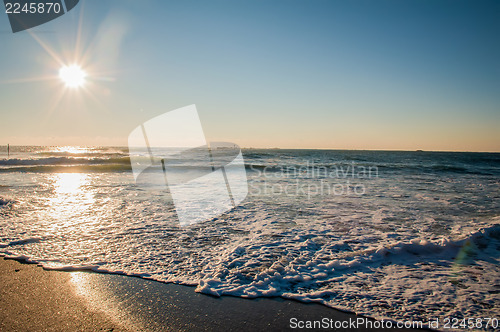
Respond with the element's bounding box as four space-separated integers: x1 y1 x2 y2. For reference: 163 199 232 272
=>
0 257 426 331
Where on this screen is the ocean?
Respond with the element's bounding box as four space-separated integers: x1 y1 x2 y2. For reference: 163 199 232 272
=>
1 146 499 328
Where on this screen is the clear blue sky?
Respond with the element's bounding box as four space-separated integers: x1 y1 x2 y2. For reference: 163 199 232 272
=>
1 0 499 151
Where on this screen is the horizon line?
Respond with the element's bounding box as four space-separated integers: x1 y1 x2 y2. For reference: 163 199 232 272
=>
1 144 499 154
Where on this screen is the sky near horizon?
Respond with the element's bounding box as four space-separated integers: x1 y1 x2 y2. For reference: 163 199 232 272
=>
0 0 499 152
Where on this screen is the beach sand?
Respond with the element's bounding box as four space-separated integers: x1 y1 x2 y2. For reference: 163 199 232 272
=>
0 257 122 331
0 257 425 331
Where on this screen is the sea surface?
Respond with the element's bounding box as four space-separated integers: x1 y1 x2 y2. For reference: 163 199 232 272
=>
0 146 499 329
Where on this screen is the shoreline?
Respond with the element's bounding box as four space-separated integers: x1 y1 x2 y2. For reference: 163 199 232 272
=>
0 257 428 331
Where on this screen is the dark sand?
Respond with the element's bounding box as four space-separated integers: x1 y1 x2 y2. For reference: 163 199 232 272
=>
1 257 426 331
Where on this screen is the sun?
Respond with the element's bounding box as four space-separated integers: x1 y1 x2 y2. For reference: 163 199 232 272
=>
59 65 87 88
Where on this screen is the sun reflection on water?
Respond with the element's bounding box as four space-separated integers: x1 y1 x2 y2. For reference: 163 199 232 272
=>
53 146 90 154
54 173 88 194
46 173 96 229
